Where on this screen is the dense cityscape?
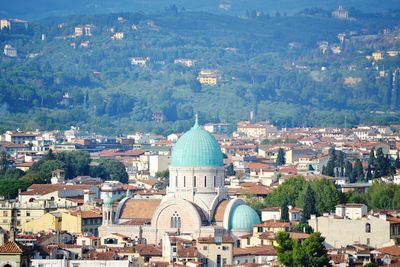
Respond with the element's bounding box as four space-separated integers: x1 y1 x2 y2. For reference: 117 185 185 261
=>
0 119 400 266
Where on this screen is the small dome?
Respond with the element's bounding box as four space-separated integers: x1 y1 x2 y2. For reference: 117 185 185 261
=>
170 119 223 167
103 196 113 205
229 204 260 232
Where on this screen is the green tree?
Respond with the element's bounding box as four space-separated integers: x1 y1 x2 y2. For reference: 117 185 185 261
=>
0 179 30 199
275 231 294 266
281 200 289 222
276 148 286 166
226 163 236 176
344 160 353 181
0 151 7 173
265 176 307 208
293 223 313 234
45 148 56 160
301 232 330 267
311 179 340 215
275 231 329 267
301 185 316 223
395 152 400 168
352 159 364 182
368 148 376 169
90 159 128 183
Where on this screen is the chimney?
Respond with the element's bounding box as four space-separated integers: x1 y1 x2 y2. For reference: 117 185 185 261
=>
83 190 91 204
0 228 5 246
9 227 15 242
379 213 387 221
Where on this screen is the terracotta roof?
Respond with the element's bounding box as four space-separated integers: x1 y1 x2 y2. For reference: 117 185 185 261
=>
71 210 102 219
20 184 94 196
177 246 198 258
0 241 31 254
377 245 400 257
99 149 145 158
119 199 161 220
120 218 152 225
289 232 310 239
136 244 162 256
85 251 118 260
254 220 292 228
198 235 234 244
329 254 346 264
0 142 29 148
233 245 276 256
229 183 273 196
213 199 229 222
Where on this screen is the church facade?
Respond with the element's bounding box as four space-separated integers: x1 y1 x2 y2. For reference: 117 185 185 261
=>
98 119 260 245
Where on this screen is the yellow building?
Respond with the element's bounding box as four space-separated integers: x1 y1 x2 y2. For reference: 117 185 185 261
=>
0 19 10 30
372 51 383 61
112 32 124 40
197 70 218 86
197 235 233 267
61 209 102 235
0 201 55 231
21 212 61 233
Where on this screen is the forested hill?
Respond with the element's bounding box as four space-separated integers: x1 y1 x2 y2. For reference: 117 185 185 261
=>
1 9 400 134
1 0 400 19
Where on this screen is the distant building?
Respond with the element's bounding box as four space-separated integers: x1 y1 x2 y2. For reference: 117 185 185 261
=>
197 69 219 86
332 6 349 20
0 19 28 31
0 19 10 30
372 51 384 61
130 57 150 66
204 123 229 134
4 44 17 57
174 59 195 67
235 121 277 139
112 32 124 40
74 24 95 37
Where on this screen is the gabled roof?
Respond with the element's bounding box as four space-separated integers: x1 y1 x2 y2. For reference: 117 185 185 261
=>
0 241 31 254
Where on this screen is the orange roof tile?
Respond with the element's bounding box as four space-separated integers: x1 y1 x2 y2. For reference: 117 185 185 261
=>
0 241 31 254
119 199 161 220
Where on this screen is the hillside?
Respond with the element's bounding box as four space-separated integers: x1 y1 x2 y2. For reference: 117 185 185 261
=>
2 0 400 19
1 9 400 134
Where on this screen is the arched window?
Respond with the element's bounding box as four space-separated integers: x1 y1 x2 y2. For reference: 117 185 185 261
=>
29 198 35 203
170 211 181 228
366 223 371 233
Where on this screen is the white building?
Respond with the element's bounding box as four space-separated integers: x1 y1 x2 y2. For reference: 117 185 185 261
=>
3 44 17 57
309 205 400 248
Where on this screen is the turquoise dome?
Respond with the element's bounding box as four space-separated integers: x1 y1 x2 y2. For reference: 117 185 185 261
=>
170 119 223 167
103 196 113 205
229 204 261 231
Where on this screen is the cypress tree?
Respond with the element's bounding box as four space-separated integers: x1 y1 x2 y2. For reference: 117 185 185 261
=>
345 160 353 181
281 200 289 222
301 185 316 223
276 148 286 166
